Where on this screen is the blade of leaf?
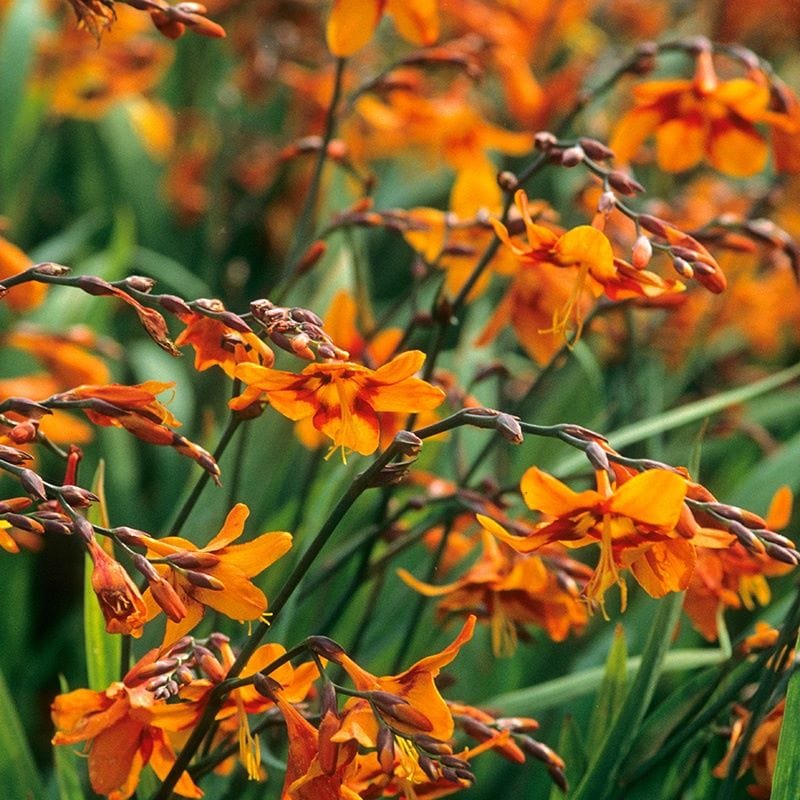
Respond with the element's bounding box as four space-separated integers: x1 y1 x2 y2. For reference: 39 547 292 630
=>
548 715 587 800
484 647 726 715
586 623 628 753
83 461 121 690
770 645 800 800
571 592 683 800
554 361 800 476
0 666 45 799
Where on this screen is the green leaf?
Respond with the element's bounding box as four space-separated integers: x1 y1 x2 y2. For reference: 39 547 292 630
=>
771 650 800 800
549 716 586 800
586 624 628 753
554 361 800 476
484 646 726 715
52 677 85 800
571 592 683 800
0 666 45 799
83 461 121 691
0 0 46 206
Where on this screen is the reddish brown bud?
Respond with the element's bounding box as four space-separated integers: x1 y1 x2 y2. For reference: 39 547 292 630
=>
18 469 47 501
534 131 558 151
297 241 328 275
32 261 71 276
375 726 395 772
125 275 156 293
0 445 32 464
2 513 44 533
59 485 98 507
560 146 585 167
159 294 193 315
165 551 222 569
579 138 614 160
496 413 523 445
77 275 114 296
607 170 645 195
182 569 225 590
111 526 152 547
306 635 346 660
71 515 95 543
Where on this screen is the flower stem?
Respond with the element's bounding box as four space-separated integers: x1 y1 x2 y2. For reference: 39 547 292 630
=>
280 56 347 288
167 415 241 537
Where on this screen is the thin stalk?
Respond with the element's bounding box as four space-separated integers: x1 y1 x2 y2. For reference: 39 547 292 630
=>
389 517 454 673
280 57 347 287
168 415 241 536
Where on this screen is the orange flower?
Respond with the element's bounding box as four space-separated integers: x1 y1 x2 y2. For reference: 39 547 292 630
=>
86 537 148 638
175 310 274 378
332 616 476 745
51 654 202 799
399 530 589 655
233 350 445 457
53 382 220 479
0 236 47 311
141 503 292 644
684 486 794 641
479 467 696 613
714 699 785 799
490 190 684 345
610 50 781 177
326 0 439 57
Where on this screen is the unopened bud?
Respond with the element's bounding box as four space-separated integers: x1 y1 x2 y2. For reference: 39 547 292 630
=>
534 131 558 151
764 542 800 565
394 430 423 456
631 235 653 269
59 485 98 507
165 551 222 569
560 146 585 167
584 441 611 472
415 734 454 755
306 635 346 660
216 311 252 333
497 171 519 192
297 241 327 275
182 569 225 590
71 515 95 543
0 445 32 464
578 138 614 160
597 191 617 215
607 170 645 195
18 469 47 501
672 257 694 279
159 294 193 315
76 276 114 296
496 413 523 445
125 275 156 293
111 526 152 547
32 261 71 276
2 513 44 533
377 727 395 773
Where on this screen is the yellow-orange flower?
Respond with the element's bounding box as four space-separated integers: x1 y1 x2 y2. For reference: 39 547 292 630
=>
399 530 589 655
326 0 439 57
141 503 292 644
479 467 694 613
610 50 782 177
175 310 274 378
490 190 684 345
0 236 47 311
233 350 445 457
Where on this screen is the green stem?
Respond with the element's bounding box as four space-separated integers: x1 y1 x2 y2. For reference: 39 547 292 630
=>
167 415 241 537
280 57 347 287
389 517 454 673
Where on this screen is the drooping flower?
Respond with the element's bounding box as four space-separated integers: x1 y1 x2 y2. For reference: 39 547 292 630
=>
175 309 274 378
326 0 439 57
86 537 148 638
233 350 445 457
140 503 292 644
489 190 685 346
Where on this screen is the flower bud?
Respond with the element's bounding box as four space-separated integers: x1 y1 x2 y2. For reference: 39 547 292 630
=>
631 235 653 269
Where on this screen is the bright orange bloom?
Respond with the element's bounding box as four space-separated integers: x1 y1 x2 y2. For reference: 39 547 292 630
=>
326 0 438 57
86 537 148 638
233 350 445 457
333 616 475 744
490 190 684 346
51 654 202 800
175 310 274 378
141 503 292 644
399 530 589 655
480 467 699 613
610 50 785 177
0 236 47 311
